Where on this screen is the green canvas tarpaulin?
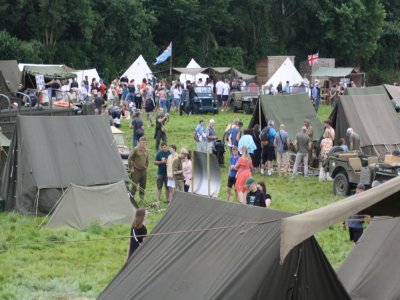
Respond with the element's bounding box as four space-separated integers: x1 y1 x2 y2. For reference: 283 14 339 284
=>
384 84 400 100
337 217 400 300
249 93 324 142
0 60 21 93
1 115 127 214
99 192 350 300
312 67 355 77
46 180 135 230
345 85 386 96
23 65 76 79
280 176 400 263
329 93 400 155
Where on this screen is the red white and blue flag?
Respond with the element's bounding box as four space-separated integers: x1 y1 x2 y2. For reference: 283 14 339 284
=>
308 51 319 66
154 42 172 65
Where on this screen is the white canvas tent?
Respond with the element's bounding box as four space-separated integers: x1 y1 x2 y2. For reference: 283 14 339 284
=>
179 59 209 84
265 57 304 88
46 180 135 229
72 68 100 84
121 54 153 85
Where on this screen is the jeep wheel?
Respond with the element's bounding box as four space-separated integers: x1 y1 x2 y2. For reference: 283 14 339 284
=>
333 172 350 196
243 103 250 114
230 101 237 113
193 104 199 115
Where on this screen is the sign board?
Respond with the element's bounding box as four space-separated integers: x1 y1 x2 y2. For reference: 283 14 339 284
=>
35 75 45 91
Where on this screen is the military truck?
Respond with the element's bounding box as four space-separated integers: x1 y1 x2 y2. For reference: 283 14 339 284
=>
230 86 260 114
326 149 400 196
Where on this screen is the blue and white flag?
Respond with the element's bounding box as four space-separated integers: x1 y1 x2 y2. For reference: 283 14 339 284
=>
154 42 172 65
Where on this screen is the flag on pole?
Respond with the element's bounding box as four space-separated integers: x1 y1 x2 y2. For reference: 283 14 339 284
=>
154 42 172 65
308 51 319 66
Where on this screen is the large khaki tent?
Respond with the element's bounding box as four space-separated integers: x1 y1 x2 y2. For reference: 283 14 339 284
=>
0 60 21 93
337 217 400 300
46 180 135 229
249 93 324 141
329 93 400 155
20 64 76 88
99 192 350 300
1 115 127 214
280 176 400 262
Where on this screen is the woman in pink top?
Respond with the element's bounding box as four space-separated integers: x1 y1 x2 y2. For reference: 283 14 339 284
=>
234 146 253 204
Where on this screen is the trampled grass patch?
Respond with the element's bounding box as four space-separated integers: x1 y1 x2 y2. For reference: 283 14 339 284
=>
0 104 352 298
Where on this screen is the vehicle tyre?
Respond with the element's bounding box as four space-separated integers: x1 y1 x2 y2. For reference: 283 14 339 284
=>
230 101 237 113
243 103 250 114
193 104 199 115
213 109 219 115
333 172 350 196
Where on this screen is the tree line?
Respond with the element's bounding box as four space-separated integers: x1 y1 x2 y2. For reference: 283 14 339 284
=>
0 0 399 84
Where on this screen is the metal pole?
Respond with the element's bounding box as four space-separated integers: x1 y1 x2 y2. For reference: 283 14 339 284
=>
0 94 11 111
191 150 195 194
258 95 262 127
207 147 210 197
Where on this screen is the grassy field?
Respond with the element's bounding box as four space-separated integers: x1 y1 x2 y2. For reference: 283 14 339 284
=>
0 103 353 299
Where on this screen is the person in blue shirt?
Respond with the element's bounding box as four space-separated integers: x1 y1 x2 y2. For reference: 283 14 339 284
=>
260 120 276 176
226 146 240 202
154 142 171 206
339 138 349 152
195 119 207 152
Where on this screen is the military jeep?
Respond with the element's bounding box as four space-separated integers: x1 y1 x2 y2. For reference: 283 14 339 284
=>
230 86 259 114
326 149 400 196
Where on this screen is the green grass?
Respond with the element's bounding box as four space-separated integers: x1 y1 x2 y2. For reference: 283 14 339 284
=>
0 103 351 299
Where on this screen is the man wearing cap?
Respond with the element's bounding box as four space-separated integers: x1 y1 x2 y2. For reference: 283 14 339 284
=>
172 149 187 192
347 128 360 151
311 80 321 111
292 126 310 179
342 183 367 244
245 177 266 207
154 142 171 206
128 136 149 203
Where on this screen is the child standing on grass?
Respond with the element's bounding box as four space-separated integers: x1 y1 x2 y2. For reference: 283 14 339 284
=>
128 208 147 259
226 146 239 202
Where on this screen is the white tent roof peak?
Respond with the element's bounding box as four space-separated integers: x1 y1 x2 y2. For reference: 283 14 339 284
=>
122 54 153 84
186 58 201 69
265 57 303 87
180 58 208 84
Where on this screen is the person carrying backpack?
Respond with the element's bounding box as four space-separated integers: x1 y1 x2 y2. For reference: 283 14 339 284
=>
259 120 276 176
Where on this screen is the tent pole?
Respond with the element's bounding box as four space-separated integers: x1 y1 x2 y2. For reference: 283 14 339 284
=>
258 96 262 127
191 150 195 194
35 189 40 217
207 148 210 197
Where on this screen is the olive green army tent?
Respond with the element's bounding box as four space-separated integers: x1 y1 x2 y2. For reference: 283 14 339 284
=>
0 60 22 94
329 93 400 155
99 192 350 300
1 115 127 214
249 93 324 141
46 180 135 230
337 217 400 300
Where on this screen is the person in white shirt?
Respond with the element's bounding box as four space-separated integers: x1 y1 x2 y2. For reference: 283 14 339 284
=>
215 79 224 109
222 79 230 111
172 84 181 112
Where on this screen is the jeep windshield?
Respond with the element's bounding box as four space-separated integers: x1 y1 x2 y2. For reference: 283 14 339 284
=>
194 86 212 96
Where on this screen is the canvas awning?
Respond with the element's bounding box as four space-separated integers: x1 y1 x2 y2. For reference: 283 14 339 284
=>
23 65 76 79
312 67 355 77
0 60 22 93
280 176 400 263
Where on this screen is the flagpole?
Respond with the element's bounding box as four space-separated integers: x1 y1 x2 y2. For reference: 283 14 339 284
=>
170 42 172 76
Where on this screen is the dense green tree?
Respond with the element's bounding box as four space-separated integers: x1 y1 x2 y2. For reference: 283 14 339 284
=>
0 30 43 62
318 0 385 66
